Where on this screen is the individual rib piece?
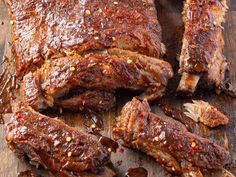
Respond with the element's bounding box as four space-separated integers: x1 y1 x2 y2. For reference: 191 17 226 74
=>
4 0 164 76
184 100 229 128
5 105 113 176
178 0 228 94
113 98 229 175
21 49 173 111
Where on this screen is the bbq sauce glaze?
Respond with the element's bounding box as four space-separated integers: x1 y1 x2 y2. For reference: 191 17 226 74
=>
125 167 148 177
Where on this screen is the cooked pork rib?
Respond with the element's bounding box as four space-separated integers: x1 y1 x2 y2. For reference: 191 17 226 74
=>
4 0 164 76
21 49 173 111
39 49 172 101
4 0 173 111
5 105 114 176
113 98 229 175
178 0 228 94
184 100 229 128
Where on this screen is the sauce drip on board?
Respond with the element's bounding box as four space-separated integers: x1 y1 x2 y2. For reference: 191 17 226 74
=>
99 136 118 152
83 113 118 152
159 102 194 132
84 113 104 134
125 167 148 177
91 114 104 130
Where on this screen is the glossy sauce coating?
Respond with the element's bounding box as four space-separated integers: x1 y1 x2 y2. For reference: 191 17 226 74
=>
40 50 172 97
113 98 229 175
20 49 173 111
4 0 173 113
178 0 228 93
5 106 111 173
4 0 162 76
180 0 227 73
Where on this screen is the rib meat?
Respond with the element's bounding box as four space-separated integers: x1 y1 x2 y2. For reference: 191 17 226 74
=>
20 72 116 112
4 0 173 111
39 49 172 101
4 0 164 76
55 91 116 113
113 98 229 175
21 49 173 111
5 105 114 176
178 0 228 94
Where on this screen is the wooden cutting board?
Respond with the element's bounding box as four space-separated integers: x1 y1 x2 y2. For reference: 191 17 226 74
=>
0 0 236 176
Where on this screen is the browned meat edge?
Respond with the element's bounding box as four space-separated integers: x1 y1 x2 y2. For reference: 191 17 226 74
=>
21 49 173 111
113 98 229 175
4 0 163 77
178 0 228 94
5 105 113 175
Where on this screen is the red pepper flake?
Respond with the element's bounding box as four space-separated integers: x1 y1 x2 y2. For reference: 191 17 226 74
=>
17 113 25 119
144 156 152 163
189 141 201 154
178 144 183 149
117 148 124 153
189 148 194 154
93 21 99 27
139 112 145 117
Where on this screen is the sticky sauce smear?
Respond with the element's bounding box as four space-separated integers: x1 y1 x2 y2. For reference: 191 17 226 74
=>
99 136 118 152
125 167 148 177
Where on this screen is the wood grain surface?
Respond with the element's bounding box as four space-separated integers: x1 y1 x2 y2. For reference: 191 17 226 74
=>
0 0 235 177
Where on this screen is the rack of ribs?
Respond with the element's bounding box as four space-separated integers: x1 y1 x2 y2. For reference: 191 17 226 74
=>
113 98 229 175
5 105 116 177
177 0 229 95
4 0 173 112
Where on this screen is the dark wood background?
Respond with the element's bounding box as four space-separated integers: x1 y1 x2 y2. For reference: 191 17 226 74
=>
0 0 235 176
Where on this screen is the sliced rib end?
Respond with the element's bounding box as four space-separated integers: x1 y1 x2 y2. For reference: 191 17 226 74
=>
177 73 200 95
